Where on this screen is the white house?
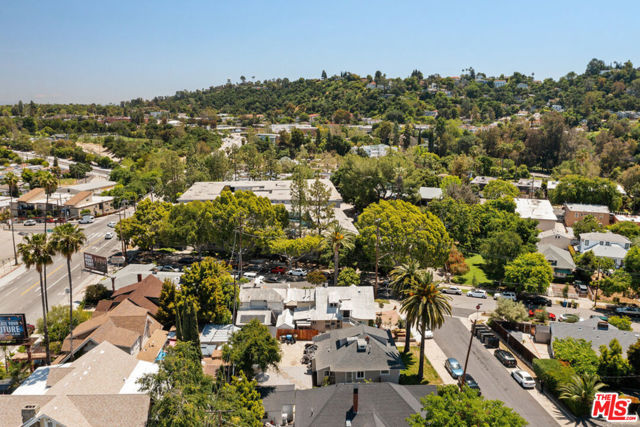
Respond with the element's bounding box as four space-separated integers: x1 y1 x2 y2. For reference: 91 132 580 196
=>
514 198 557 231
578 232 631 268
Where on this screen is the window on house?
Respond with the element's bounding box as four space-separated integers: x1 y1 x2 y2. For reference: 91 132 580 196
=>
356 371 365 379
380 370 390 375
324 370 330 377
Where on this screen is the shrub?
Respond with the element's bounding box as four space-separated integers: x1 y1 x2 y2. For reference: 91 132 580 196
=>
608 315 632 331
306 270 326 285
532 358 581 416
491 298 528 324
83 283 111 306
337 267 360 287
552 337 599 375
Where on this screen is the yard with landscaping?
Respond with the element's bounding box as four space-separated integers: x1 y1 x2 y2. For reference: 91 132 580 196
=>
459 254 491 286
399 346 442 385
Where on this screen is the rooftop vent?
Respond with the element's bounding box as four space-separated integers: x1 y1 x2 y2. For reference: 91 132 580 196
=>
356 338 367 352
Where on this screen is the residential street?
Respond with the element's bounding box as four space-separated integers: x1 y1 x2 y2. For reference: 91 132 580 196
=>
0 211 127 326
434 307 561 427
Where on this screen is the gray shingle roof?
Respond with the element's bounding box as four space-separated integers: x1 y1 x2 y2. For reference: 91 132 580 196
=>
580 232 630 245
550 317 640 355
537 244 576 270
292 383 436 427
312 325 403 372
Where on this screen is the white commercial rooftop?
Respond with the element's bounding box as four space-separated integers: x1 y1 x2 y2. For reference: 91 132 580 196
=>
514 198 557 221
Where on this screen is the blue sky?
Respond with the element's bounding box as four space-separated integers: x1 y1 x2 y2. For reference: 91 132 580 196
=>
1 1 638 104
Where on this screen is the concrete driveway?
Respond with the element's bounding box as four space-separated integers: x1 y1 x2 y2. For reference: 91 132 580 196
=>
257 341 312 390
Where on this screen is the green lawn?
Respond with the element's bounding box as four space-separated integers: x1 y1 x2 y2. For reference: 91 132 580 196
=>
399 346 442 385
460 254 491 286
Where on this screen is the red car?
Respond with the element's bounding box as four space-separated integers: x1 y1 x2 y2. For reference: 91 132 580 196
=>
529 308 556 321
270 266 287 274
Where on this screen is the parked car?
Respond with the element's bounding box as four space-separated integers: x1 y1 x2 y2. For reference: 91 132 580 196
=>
264 275 286 283
104 232 114 240
590 314 608 321
523 295 552 307
467 289 487 299
159 265 179 272
575 282 588 293
23 219 36 226
615 306 640 317
270 266 287 274
459 374 481 394
288 268 308 277
243 271 258 278
494 349 517 367
495 291 516 301
442 286 462 295
445 358 464 379
511 369 536 389
107 221 116 228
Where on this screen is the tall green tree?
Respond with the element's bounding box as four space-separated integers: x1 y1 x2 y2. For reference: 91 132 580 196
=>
222 319 281 379
503 252 554 294
482 179 519 199
3 172 19 265
176 296 200 353
324 223 355 286
36 170 58 312
18 233 55 364
290 167 308 237
179 258 235 324
307 178 334 233
390 260 423 353
50 223 86 361
357 199 451 269
598 339 631 387
408 385 527 427
156 279 177 327
401 271 451 379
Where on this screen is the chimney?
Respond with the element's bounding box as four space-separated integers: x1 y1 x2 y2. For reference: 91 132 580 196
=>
22 404 39 423
137 273 143 282
353 386 359 414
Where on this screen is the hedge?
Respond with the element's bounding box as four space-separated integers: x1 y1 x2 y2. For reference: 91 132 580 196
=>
532 358 581 416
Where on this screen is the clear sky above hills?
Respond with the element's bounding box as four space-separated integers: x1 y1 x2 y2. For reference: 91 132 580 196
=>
1 0 638 104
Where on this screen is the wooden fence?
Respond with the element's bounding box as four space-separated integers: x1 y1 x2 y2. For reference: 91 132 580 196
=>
489 321 539 368
276 328 319 341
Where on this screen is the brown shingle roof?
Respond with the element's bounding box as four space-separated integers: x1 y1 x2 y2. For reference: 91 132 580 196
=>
64 190 92 207
136 329 169 362
113 274 163 298
0 395 54 427
17 187 44 202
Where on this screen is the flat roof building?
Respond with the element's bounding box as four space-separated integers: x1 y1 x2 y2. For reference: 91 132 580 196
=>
514 198 557 230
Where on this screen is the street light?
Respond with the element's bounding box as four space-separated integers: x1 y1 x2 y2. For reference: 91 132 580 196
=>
460 303 481 390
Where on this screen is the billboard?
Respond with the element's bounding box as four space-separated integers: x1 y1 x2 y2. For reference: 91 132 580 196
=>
84 252 108 273
0 314 28 345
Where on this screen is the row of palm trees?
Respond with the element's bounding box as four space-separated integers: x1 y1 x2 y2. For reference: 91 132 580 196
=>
17 223 86 365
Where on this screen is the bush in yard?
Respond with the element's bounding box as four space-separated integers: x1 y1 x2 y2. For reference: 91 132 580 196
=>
83 283 111 306
608 315 632 331
337 267 360 287
446 246 469 276
551 337 598 376
490 298 528 324
306 270 326 285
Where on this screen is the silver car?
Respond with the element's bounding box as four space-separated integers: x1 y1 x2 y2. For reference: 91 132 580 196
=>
442 286 462 295
511 369 536 389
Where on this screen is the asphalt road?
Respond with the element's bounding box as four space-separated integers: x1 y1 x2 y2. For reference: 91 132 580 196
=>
0 212 125 326
434 304 558 426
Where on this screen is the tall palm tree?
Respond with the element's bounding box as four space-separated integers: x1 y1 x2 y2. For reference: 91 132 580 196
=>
391 260 423 353
18 233 55 365
324 223 355 286
36 171 57 312
51 224 86 361
37 171 58 234
401 271 452 379
559 373 606 418
3 172 19 265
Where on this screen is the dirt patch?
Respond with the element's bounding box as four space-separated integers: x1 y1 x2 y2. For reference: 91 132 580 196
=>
76 141 120 161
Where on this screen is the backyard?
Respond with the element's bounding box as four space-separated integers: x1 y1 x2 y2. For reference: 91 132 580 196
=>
399 346 442 385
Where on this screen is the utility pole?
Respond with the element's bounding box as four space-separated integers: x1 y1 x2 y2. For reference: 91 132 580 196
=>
592 258 601 309
232 222 244 325
460 303 481 390
374 219 380 298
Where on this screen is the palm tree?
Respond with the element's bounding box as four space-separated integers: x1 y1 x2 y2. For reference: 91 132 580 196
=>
51 224 86 361
36 171 57 312
18 233 55 365
559 373 606 418
401 271 452 379
390 260 423 353
37 171 58 234
3 172 19 265
324 223 355 286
